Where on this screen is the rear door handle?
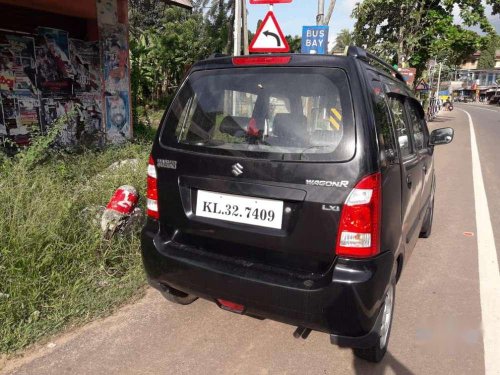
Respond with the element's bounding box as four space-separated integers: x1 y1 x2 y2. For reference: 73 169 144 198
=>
406 175 412 189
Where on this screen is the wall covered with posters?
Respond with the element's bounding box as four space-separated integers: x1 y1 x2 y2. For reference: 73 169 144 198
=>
0 0 133 148
0 27 103 147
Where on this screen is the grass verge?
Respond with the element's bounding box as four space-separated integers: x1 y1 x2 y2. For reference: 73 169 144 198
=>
0 143 150 354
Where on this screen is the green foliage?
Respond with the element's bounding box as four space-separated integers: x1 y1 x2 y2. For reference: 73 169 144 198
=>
477 33 499 69
286 35 302 53
333 29 353 53
352 0 493 77
13 112 76 170
0 141 149 354
130 1 235 117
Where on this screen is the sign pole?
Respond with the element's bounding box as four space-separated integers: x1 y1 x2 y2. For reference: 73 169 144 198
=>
436 62 442 99
234 0 242 56
242 0 249 55
317 0 325 25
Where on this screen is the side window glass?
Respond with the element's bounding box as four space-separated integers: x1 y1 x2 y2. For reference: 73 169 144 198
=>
368 73 398 163
405 100 427 150
387 96 412 157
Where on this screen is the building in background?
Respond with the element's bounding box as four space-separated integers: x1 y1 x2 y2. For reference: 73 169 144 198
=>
453 49 500 101
0 0 191 147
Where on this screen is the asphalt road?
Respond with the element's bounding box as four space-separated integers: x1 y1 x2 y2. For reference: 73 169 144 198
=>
3 105 500 375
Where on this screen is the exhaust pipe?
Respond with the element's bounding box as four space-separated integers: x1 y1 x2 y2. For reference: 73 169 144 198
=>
293 326 312 339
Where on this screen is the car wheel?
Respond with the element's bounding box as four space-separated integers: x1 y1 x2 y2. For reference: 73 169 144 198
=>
420 193 434 238
353 280 396 363
159 284 198 305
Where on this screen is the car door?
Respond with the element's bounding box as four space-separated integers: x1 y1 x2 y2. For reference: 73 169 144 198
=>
405 99 433 215
384 89 423 255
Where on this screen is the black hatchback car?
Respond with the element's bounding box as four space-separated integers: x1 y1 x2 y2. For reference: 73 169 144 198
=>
141 46 454 362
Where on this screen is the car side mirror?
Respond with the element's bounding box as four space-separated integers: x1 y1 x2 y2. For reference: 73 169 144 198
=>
430 127 454 146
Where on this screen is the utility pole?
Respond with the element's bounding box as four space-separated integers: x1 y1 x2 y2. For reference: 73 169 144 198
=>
317 0 325 25
242 0 249 55
233 0 242 56
436 62 443 99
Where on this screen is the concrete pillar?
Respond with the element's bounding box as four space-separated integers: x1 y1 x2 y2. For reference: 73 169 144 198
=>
96 0 132 143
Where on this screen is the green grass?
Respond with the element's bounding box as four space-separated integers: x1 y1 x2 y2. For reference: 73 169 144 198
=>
136 106 165 129
0 143 150 354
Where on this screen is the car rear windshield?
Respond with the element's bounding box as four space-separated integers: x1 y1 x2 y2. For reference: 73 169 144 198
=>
160 67 355 161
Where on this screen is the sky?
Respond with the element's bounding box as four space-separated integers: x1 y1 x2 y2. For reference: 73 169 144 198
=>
246 0 500 49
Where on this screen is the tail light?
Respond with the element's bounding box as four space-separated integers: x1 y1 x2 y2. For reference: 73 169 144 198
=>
147 155 159 219
336 173 381 258
217 299 245 314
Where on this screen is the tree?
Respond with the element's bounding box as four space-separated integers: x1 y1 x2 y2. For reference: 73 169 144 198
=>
332 29 352 53
352 0 493 78
130 6 223 107
286 35 302 53
196 0 235 54
477 33 499 69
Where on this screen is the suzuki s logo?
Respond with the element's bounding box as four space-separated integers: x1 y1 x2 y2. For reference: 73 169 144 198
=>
232 163 243 176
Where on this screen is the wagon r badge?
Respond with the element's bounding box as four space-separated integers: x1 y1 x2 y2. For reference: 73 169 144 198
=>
306 180 349 188
232 163 243 176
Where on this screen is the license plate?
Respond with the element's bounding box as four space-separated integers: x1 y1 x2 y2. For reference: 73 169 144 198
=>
195 190 284 229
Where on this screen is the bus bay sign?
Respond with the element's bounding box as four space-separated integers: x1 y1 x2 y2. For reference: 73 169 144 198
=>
301 26 329 54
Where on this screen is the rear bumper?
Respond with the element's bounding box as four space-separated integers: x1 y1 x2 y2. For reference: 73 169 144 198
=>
141 221 395 348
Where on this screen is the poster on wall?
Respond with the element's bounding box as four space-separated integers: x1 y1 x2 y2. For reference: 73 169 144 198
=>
0 33 40 142
0 68 15 91
102 25 129 94
17 92 40 130
35 27 73 94
40 97 78 146
96 0 118 26
101 23 132 142
0 106 5 136
5 34 38 94
105 91 129 141
76 92 103 135
69 39 101 94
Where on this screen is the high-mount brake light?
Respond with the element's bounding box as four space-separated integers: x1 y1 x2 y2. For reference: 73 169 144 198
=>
232 56 291 66
147 155 159 219
336 173 381 258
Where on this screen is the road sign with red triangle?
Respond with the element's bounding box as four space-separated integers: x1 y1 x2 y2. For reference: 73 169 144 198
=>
249 11 290 53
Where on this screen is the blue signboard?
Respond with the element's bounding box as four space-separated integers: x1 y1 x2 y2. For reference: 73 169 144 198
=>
301 26 329 54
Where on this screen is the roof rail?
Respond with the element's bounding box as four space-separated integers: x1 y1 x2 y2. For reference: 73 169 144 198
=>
347 46 406 83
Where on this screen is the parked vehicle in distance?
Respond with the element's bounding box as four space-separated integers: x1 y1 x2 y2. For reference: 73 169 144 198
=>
141 46 454 363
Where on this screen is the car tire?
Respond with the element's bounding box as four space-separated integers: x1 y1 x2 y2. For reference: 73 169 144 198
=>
420 191 435 238
159 284 198 305
352 279 396 363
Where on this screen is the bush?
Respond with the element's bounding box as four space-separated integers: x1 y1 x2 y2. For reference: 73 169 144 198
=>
0 138 150 354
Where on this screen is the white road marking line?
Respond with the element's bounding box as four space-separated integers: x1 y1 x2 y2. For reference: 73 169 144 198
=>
458 108 500 375
463 105 500 113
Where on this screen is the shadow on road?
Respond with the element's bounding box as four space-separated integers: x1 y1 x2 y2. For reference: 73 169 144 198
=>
353 352 414 375
430 115 453 123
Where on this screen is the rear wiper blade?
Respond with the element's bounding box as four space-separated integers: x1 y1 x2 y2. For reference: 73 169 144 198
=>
299 145 332 160
193 140 226 147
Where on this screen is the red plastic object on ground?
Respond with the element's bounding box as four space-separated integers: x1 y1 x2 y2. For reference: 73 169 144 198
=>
106 185 139 215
